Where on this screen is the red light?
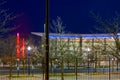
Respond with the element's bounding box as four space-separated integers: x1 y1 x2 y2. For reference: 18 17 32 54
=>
17 33 19 36
16 33 20 58
21 38 25 58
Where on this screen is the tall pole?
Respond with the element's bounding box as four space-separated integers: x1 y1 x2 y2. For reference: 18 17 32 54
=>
17 59 20 76
28 50 30 75
88 51 90 73
45 0 49 79
109 55 111 80
27 46 31 75
87 48 90 73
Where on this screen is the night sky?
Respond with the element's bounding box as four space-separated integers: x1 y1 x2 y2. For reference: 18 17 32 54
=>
4 0 120 34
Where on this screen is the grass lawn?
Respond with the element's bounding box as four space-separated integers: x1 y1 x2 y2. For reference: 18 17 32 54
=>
50 73 76 76
6 74 36 78
86 72 120 75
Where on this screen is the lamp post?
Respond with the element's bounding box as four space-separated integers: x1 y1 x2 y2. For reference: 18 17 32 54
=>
87 48 90 73
111 58 114 72
108 54 111 80
45 0 49 79
16 58 20 76
27 46 31 75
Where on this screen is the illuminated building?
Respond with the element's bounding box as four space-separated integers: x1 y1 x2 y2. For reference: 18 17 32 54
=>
31 32 117 66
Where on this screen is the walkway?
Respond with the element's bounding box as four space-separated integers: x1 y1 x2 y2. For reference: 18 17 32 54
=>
0 73 120 80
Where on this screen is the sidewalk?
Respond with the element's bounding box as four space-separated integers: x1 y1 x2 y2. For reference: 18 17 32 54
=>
0 73 120 80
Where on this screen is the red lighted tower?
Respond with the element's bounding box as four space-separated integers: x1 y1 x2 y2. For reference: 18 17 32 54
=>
21 38 25 58
16 33 20 58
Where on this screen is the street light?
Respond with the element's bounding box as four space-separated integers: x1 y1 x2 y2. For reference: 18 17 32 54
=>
87 48 91 73
16 58 20 76
27 46 31 51
27 46 31 75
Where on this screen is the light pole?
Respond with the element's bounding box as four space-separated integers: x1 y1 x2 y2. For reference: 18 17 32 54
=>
111 58 114 72
27 46 31 75
87 48 90 73
45 0 49 79
16 58 20 76
108 54 111 80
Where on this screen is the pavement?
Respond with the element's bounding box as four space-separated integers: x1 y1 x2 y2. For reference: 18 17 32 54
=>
0 73 120 80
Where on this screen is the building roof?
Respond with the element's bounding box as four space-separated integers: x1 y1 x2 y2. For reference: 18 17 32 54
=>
31 32 117 39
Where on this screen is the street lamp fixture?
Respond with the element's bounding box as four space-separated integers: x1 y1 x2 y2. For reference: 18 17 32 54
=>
27 46 31 75
87 48 90 52
27 46 31 51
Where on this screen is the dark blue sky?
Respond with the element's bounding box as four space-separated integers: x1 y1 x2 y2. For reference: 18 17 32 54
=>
5 0 120 34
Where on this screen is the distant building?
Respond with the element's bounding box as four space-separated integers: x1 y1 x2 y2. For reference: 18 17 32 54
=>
31 32 117 67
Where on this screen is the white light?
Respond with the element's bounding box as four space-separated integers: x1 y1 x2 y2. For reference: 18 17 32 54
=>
17 58 20 61
27 46 31 51
87 48 90 52
112 58 114 60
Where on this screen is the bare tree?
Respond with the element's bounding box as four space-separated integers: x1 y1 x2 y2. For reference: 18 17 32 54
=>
50 16 67 80
69 37 81 80
29 35 46 79
0 1 21 78
91 12 120 70
0 1 20 38
92 13 120 59
0 35 16 77
0 0 20 57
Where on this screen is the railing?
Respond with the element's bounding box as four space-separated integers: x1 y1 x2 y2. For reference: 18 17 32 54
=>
0 58 120 80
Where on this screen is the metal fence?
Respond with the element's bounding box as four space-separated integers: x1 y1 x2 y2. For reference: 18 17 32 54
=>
0 58 120 80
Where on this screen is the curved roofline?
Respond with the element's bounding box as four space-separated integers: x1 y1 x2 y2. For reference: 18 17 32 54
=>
31 32 117 39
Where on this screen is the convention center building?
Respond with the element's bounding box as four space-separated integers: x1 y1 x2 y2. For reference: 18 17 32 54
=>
31 32 117 67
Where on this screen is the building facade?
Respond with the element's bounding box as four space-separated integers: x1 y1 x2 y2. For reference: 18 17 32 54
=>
32 32 117 68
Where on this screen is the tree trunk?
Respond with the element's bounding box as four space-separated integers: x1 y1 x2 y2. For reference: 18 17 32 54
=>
42 59 45 80
50 59 53 73
22 60 25 74
95 60 97 72
61 57 64 80
116 59 119 71
75 58 78 80
9 58 13 78
67 61 70 69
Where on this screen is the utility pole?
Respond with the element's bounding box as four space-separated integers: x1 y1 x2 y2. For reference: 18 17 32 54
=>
45 0 49 80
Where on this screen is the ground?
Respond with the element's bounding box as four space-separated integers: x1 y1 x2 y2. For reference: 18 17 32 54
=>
0 73 120 80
